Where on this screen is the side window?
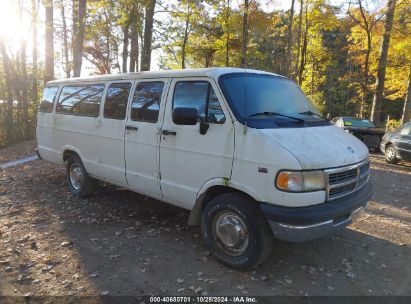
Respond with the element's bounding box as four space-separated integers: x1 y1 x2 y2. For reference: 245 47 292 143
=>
39 86 59 113
173 81 225 124
131 81 164 123
400 124 411 135
104 83 131 120
56 84 105 117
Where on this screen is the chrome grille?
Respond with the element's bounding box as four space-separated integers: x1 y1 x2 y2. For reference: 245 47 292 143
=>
325 159 370 201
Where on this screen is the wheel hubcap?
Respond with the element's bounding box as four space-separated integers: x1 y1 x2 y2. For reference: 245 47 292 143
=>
69 163 83 191
387 147 394 159
213 211 249 256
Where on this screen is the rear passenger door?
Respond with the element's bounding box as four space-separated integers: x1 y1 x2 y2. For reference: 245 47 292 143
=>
98 81 132 186
124 79 169 197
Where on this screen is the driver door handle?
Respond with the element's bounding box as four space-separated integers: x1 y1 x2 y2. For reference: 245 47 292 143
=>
162 130 177 136
126 125 138 131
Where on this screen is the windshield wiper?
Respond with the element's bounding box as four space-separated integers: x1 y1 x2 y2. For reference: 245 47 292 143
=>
248 111 304 122
299 110 329 121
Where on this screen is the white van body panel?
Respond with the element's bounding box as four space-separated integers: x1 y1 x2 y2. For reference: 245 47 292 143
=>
159 77 235 210
124 78 171 197
230 122 326 207
37 68 369 211
259 125 369 170
37 111 62 164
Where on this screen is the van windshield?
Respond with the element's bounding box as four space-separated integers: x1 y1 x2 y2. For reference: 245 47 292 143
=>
219 73 322 127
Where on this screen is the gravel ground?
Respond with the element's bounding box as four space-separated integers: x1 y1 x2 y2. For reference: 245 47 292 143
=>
0 140 410 300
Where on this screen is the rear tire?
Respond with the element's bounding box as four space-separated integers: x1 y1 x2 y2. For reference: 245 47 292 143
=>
385 144 399 164
66 155 97 197
201 192 274 270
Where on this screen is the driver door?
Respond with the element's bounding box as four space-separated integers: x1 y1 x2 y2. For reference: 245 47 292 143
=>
159 78 234 209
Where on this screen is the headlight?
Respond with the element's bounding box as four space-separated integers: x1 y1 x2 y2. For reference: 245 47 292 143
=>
276 170 325 192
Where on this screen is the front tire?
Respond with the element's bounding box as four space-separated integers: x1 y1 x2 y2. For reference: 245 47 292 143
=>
66 155 97 197
201 192 274 270
385 144 399 164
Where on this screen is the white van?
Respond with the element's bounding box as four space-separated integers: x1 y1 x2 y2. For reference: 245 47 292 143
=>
36 68 372 269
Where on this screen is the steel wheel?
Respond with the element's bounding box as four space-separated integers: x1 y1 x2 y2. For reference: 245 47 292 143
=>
69 162 83 191
385 145 399 164
212 210 249 256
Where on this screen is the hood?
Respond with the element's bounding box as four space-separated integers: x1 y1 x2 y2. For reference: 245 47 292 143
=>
259 125 369 170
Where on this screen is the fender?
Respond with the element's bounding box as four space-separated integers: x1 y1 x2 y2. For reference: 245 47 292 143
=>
188 177 262 225
61 145 83 164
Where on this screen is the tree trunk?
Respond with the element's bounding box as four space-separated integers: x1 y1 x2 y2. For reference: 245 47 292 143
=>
241 0 249 68
72 0 87 77
285 0 296 77
0 40 15 145
401 66 411 123
122 23 130 73
298 3 308 85
225 0 230 67
370 0 397 125
129 3 139 72
32 0 38 105
181 13 190 69
294 0 303 79
140 0 156 71
61 3 71 78
45 0 54 82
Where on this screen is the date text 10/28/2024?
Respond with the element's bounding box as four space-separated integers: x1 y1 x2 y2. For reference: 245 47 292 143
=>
149 296 258 303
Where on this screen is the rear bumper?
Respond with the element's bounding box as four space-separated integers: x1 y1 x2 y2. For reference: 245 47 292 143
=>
260 182 373 242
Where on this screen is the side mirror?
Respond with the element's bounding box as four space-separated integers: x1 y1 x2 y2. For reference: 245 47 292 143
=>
172 107 198 125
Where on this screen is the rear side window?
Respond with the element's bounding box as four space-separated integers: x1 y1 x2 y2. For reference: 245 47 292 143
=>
104 83 131 120
39 86 59 113
57 84 105 117
173 81 225 124
400 124 411 135
131 82 164 123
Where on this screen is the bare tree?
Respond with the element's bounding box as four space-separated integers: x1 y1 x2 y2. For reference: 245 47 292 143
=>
241 0 249 68
61 3 71 78
0 40 15 144
129 3 139 72
72 0 87 77
32 0 38 103
140 0 156 71
294 0 303 80
122 23 130 73
285 0 296 77
44 0 54 82
402 66 411 123
347 0 384 117
370 0 397 125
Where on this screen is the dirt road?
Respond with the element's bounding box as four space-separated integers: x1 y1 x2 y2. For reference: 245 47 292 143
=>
0 141 410 299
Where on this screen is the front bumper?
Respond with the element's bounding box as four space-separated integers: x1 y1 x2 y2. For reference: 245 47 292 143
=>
260 182 373 242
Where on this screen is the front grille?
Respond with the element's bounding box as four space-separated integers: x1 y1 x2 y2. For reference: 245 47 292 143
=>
325 159 370 201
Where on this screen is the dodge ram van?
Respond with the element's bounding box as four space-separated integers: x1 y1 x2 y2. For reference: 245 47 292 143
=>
36 68 372 269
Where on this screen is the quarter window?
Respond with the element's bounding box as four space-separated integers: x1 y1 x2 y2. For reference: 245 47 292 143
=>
131 82 164 123
57 84 105 117
39 86 59 113
173 81 225 124
400 124 411 135
103 83 131 120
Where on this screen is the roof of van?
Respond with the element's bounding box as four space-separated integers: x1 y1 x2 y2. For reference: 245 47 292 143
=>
47 67 283 85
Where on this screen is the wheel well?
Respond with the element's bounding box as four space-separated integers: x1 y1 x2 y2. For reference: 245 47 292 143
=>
187 185 255 226
63 150 78 162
